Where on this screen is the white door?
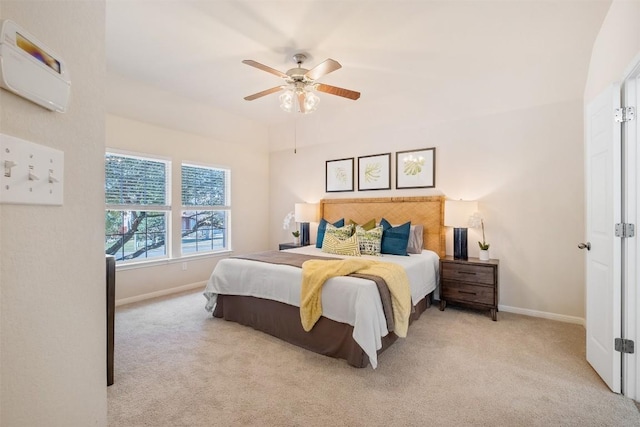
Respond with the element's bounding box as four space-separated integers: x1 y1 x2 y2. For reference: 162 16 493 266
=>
585 83 622 393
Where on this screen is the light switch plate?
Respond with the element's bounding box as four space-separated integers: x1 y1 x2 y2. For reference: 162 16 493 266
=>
0 133 64 205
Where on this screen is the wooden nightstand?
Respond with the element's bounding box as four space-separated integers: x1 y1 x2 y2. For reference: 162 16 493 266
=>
439 256 499 321
278 243 308 250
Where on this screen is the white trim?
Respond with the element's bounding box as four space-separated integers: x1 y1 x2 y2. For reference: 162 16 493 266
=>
106 204 171 211
182 160 231 172
115 281 206 307
115 250 232 271
499 304 585 326
623 61 640 401
622 51 640 81
181 206 231 210
106 147 171 162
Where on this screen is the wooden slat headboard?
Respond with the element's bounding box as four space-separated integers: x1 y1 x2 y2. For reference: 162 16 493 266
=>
319 196 445 258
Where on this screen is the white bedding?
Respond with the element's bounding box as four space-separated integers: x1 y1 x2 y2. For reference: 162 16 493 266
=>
203 246 439 368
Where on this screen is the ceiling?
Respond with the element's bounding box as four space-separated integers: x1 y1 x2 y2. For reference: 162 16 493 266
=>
105 1 611 146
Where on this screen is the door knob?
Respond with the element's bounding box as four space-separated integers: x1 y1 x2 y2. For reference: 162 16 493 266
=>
578 242 591 250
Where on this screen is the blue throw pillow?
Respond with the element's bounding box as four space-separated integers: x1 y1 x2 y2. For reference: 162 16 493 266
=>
316 218 345 248
380 218 411 256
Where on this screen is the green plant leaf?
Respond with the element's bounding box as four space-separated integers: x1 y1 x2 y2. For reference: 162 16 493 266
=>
334 167 347 184
364 162 381 183
403 157 425 176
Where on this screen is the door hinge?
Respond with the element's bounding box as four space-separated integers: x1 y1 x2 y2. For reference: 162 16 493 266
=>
615 106 635 123
615 223 635 238
615 338 635 354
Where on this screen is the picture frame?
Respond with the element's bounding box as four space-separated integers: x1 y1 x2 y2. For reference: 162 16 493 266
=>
325 157 354 192
396 147 436 189
357 153 391 191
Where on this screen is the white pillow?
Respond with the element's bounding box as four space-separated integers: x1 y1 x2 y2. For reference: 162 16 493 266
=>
407 225 424 254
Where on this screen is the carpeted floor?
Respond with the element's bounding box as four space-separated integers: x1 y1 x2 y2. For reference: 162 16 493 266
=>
108 290 640 426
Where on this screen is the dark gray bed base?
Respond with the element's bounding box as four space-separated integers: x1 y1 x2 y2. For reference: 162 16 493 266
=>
212 293 431 368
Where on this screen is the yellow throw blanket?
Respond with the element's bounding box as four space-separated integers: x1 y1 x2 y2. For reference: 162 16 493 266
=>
300 258 412 337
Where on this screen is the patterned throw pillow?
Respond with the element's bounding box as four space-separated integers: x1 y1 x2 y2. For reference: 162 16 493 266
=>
325 223 354 240
321 232 361 256
316 218 345 248
355 225 383 256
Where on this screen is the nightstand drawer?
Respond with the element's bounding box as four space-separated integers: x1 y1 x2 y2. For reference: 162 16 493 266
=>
441 280 494 305
442 263 495 285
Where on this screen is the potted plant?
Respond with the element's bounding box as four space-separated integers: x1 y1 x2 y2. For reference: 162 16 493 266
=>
478 219 490 261
283 211 300 244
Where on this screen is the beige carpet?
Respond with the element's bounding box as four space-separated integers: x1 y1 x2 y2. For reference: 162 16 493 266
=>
108 290 640 426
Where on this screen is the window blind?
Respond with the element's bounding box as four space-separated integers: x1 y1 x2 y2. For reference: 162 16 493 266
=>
181 164 227 207
105 153 168 206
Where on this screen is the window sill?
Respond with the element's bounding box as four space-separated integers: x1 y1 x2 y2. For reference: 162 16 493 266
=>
115 250 233 272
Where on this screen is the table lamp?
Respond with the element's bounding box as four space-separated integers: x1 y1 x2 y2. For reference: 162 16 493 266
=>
444 200 478 260
295 203 317 246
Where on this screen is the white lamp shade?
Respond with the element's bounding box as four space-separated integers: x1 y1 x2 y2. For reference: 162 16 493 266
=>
294 203 317 223
444 200 478 228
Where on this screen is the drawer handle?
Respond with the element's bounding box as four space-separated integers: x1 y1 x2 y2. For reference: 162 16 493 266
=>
458 290 477 295
459 271 476 275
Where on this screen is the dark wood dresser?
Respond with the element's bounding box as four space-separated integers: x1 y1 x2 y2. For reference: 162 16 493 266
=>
106 255 115 386
439 256 499 321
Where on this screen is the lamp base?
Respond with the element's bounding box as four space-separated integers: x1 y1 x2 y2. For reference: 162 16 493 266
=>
453 228 468 260
300 222 310 246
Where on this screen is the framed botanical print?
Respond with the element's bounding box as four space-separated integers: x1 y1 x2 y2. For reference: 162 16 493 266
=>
396 148 436 189
325 157 354 192
357 153 391 191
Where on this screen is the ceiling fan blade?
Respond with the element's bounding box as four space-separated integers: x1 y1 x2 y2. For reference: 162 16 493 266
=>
315 83 361 100
244 86 284 101
305 59 341 81
297 91 307 113
242 60 288 79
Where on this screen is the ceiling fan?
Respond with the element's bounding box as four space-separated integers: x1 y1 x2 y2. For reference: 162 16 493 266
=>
242 53 361 114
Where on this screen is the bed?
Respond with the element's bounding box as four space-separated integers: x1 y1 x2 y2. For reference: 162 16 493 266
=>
204 196 446 368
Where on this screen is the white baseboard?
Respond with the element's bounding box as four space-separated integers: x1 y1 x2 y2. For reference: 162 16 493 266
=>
499 304 585 326
115 281 206 307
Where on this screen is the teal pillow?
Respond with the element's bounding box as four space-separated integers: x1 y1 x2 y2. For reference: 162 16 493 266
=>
380 218 411 256
316 218 345 248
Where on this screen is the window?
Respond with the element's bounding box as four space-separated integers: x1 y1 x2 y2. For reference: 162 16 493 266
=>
105 153 170 263
181 163 230 254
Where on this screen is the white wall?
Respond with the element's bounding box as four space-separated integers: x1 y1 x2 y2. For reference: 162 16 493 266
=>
270 99 586 321
0 1 107 426
584 1 640 103
106 114 270 302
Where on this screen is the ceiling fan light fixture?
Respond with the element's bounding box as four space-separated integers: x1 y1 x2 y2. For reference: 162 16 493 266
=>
302 90 320 114
279 90 294 113
244 54 359 114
